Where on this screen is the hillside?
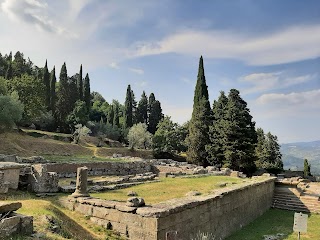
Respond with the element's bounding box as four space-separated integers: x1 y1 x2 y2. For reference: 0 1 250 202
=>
0 130 153 161
281 140 320 175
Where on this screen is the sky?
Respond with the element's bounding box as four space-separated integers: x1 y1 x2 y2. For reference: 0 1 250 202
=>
0 0 319 143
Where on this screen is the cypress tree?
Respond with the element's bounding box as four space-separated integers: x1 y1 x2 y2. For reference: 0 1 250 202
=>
43 60 50 110
148 93 163 134
49 66 56 113
83 73 91 111
5 63 13 80
187 56 212 166
107 105 114 125
136 91 148 124
55 63 70 131
77 65 83 101
124 85 133 129
113 103 120 128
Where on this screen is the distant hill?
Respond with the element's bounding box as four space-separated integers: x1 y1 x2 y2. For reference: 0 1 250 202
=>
281 140 320 175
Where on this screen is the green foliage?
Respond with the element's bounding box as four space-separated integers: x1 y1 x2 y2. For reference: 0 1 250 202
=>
83 73 91 111
87 120 121 141
304 159 312 177
0 76 7 95
33 111 55 131
124 85 133 129
77 65 83 101
255 129 283 172
43 60 50 110
148 93 163 134
72 124 91 144
49 66 56 113
187 56 212 166
153 116 188 155
7 74 46 123
0 94 23 131
127 123 152 149
136 91 148 124
222 89 257 173
206 91 228 166
67 100 89 127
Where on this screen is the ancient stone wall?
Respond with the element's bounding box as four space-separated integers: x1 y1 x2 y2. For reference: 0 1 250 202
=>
45 161 154 178
62 177 275 240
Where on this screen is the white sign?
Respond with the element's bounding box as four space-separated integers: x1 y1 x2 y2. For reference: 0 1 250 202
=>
293 212 308 233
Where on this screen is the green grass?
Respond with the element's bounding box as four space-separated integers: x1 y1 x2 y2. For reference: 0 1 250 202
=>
226 209 320 240
92 176 246 204
42 154 122 162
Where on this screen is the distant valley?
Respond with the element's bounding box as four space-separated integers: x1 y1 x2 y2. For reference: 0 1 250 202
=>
281 140 320 175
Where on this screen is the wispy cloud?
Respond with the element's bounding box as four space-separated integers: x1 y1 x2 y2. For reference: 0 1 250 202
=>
1 0 76 38
129 68 144 75
109 62 120 69
257 89 320 107
239 72 317 94
130 24 320 66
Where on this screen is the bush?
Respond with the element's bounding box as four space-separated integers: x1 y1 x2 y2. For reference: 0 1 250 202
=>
127 123 152 149
87 121 121 141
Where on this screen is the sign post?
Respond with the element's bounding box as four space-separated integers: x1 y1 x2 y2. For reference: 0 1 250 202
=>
293 212 308 240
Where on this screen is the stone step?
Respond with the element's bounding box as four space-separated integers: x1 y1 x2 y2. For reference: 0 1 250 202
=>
272 204 310 213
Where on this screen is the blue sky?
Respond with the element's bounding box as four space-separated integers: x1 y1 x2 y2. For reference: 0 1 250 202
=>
0 0 319 143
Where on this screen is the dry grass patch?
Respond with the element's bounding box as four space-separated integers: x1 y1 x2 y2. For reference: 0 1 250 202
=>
92 176 247 204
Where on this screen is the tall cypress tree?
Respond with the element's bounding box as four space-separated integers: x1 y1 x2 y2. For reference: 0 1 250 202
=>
113 103 120 128
49 66 56 113
83 73 91 111
136 91 148 124
148 93 163 134
107 105 114 125
43 60 50 110
124 85 133 129
187 56 212 166
77 65 83 101
5 63 13 80
55 63 70 131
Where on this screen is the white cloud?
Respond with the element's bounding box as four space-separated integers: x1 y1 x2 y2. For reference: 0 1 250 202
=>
130 24 320 66
109 62 120 69
257 89 320 107
240 72 316 94
129 68 144 75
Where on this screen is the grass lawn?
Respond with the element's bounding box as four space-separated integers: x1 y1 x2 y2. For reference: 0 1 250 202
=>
226 208 320 240
92 176 247 204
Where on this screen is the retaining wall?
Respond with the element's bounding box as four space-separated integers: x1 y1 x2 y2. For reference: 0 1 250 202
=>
62 177 275 240
45 161 154 178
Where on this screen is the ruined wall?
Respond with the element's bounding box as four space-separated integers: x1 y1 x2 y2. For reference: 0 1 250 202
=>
46 161 153 178
62 177 275 240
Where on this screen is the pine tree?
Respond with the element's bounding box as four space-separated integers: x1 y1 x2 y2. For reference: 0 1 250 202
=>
77 65 83 101
5 63 13 80
223 89 257 173
49 66 56 113
83 73 91 111
206 91 228 166
187 56 212 166
136 91 148 124
43 60 50 110
124 85 133 129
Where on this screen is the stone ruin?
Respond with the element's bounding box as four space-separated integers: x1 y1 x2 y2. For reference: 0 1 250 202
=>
0 202 33 238
28 164 59 193
0 162 26 193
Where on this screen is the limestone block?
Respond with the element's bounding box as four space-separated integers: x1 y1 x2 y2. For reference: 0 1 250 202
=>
0 215 20 237
74 203 93 216
17 213 33 235
0 202 22 213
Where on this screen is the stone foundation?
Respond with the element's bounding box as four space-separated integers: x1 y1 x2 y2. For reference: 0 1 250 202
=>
0 213 33 238
62 177 275 240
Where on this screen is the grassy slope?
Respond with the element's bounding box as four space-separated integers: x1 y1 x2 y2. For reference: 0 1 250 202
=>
92 176 246 204
0 130 153 161
226 208 320 240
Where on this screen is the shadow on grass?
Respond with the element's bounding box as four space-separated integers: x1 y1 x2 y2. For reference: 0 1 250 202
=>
226 209 295 240
45 204 97 240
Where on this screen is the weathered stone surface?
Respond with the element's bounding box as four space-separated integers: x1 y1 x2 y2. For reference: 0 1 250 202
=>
0 171 9 194
126 197 145 207
186 191 201 197
71 167 90 198
127 191 138 196
0 213 33 238
115 203 137 213
0 202 22 213
230 171 239 177
29 164 59 193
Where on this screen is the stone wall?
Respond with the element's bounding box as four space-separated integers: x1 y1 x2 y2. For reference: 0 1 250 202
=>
0 162 26 190
45 161 154 178
62 177 275 240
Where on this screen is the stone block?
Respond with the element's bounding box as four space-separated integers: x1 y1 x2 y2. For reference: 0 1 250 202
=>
74 203 93 216
0 202 22 213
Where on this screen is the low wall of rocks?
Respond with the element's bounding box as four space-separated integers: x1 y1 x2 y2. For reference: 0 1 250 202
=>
45 161 154 178
62 177 275 240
